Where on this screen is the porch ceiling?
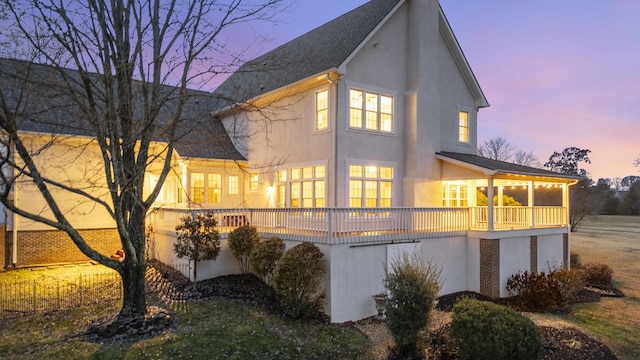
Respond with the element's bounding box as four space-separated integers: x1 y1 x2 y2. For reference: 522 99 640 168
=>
436 152 581 183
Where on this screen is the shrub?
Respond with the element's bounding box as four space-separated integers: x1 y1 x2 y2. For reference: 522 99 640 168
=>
250 237 285 285
228 225 260 274
570 251 582 268
451 298 541 360
273 242 327 318
507 271 562 311
583 263 613 286
384 252 441 359
551 268 586 301
174 212 221 283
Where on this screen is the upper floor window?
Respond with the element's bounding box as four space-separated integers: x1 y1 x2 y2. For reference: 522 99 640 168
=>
349 89 393 133
458 110 469 143
316 90 328 130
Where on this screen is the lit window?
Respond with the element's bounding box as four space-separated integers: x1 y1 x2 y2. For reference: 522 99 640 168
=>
190 172 205 203
286 165 326 208
316 90 328 130
207 173 221 203
228 176 239 195
277 170 287 182
250 173 259 191
349 88 393 133
349 164 394 208
459 111 469 143
277 184 285 207
442 182 469 207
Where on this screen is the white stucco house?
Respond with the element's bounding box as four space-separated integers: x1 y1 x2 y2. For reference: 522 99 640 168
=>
3 0 579 323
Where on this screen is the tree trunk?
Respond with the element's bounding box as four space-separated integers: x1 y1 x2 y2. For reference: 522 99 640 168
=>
119 258 147 319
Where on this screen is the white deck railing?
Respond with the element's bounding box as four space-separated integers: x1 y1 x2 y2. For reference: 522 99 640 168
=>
151 206 567 245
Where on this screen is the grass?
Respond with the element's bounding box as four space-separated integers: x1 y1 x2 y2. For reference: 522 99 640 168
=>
0 281 371 360
567 215 640 360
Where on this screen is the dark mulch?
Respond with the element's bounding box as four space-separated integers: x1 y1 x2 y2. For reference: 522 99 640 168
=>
428 290 620 360
147 260 620 359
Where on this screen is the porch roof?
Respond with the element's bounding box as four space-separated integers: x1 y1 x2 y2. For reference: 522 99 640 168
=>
436 152 581 182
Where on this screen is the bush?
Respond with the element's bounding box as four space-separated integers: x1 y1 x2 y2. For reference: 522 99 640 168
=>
384 252 441 359
451 298 541 360
174 212 221 283
506 271 562 311
273 242 327 318
507 268 586 311
250 237 285 285
551 268 586 301
570 251 582 268
583 263 613 286
228 225 260 274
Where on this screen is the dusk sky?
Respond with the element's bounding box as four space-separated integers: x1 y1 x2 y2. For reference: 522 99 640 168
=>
248 0 640 181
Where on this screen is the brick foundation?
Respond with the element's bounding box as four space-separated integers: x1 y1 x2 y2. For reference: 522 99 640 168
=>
5 228 120 267
479 238 500 298
530 236 538 274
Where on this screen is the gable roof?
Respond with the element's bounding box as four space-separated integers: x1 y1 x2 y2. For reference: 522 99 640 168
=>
437 151 581 181
213 0 403 106
213 0 489 110
0 58 245 161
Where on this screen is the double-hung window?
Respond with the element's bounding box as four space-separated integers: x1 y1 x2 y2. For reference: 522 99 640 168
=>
348 165 394 208
349 89 393 132
316 90 328 130
458 110 469 143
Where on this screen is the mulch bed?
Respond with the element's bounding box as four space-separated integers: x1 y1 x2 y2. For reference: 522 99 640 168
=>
136 261 622 359
428 290 620 360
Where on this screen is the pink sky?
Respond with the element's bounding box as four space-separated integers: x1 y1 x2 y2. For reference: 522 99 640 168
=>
248 0 640 181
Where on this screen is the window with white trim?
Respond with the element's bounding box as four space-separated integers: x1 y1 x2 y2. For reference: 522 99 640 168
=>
316 90 328 130
249 173 259 192
348 165 393 208
190 172 222 204
442 182 468 207
458 110 469 143
228 175 239 195
349 89 393 132
277 165 326 208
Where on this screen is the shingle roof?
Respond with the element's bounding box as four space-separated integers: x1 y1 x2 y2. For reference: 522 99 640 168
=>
437 152 581 180
0 58 244 161
212 0 402 107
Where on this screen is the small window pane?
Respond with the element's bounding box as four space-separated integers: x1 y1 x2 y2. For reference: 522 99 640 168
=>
315 181 325 208
314 166 325 178
349 108 362 128
250 173 259 191
291 168 301 180
349 180 362 208
380 167 393 179
302 167 313 179
365 181 378 207
349 165 363 178
291 182 301 208
365 166 378 178
277 170 287 182
208 173 221 203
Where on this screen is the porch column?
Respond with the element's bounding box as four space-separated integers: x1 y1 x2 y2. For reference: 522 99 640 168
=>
528 181 534 228
562 183 569 226
487 177 494 231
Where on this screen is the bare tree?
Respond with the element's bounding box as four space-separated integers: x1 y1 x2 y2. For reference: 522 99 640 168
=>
513 150 539 167
477 137 515 162
634 155 640 170
0 0 282 320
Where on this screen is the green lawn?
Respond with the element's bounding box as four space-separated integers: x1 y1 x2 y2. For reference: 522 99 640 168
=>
0 298 371 360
